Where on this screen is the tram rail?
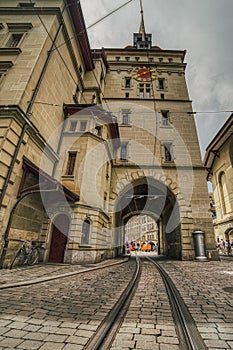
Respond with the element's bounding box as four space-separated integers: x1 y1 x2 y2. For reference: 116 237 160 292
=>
146 255 207 350
0 254 208 350
84 253 207 350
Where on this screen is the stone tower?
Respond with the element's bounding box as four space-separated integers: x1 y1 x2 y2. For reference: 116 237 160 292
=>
91 2 216 260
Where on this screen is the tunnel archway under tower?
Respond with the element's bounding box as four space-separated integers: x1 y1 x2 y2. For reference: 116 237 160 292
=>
114 177 182 259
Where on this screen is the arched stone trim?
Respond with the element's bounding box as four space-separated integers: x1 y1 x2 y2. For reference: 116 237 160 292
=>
111 172 191 216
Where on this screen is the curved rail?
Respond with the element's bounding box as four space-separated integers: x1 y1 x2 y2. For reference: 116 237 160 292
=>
0 258 129 290
146 256 207 350
84 254 141 350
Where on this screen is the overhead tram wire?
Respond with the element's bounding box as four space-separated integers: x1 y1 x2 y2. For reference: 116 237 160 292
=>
54 0 135 51
30 0 88 104
86 0 135 30
30 0 124 193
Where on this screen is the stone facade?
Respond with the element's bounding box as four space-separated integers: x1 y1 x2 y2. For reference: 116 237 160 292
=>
204 114 233 243
0 1 216 267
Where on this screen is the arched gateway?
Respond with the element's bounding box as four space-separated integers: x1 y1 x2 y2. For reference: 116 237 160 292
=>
112 174 193 260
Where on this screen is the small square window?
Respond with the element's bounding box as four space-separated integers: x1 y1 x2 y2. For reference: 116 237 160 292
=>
94 125 102 136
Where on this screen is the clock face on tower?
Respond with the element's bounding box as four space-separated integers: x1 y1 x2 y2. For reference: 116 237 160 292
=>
132 67 156 81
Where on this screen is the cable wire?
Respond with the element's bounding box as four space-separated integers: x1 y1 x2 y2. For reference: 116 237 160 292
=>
54 0 135 51
30 0 88 104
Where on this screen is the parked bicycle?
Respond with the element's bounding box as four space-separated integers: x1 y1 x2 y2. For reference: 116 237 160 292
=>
9 239 43 269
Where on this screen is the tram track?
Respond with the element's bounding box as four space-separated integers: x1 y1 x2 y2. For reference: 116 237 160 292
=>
84 253 207 350
0 254 208 350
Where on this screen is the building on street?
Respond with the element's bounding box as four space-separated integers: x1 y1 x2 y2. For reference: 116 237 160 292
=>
0 0 217 267
204 114 233 243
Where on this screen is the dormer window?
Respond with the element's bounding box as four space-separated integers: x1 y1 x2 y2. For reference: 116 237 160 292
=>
69 121 77 131
80 121 87 132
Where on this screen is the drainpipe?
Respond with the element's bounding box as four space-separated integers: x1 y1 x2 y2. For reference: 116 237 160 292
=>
0 188 58 269
0 7 65 208
0 122 28 207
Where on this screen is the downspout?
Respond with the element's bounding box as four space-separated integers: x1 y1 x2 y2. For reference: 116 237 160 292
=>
0 188 59 269
0 7 65 208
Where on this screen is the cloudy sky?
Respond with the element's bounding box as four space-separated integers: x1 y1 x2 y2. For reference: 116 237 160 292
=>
80 0 233 157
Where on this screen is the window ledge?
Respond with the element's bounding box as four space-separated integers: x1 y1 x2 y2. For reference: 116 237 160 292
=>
61 175 74 180
0 48 22 55
0 61 14 69
79 244 92 249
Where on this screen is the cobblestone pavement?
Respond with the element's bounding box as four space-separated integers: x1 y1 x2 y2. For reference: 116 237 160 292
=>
0 254 232 349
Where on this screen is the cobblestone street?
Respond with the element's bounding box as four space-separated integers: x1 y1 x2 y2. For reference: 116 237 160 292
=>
0 254 232 349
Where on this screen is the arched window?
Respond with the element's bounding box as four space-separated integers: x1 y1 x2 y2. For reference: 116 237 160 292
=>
219 172 229 214
81 219 91 244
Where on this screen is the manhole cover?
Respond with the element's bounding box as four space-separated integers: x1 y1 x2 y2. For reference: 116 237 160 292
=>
223 287 233 293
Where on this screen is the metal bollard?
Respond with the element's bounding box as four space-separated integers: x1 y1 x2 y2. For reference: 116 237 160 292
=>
192 230 208 261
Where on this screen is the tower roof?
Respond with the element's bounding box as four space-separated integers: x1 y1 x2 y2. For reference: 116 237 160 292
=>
133 0 152 49
139 0 146 38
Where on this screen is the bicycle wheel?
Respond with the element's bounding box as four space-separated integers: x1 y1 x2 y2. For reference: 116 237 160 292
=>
9 249 25 269
27 248 39 266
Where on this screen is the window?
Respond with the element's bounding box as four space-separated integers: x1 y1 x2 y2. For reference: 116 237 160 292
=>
125 77 131 89
121 144 128 161
139 84 144 98
69 121 77 131
161 93 164 99
146 84 150 98
164 143 173 162
158 78 165 90
66 152 76 175
81 220 90 245
80 121 87 132
139 83 151 98
8 33 23 47
122 109 130 125
94 125 102 136
125 92 129 98
161 110 169 126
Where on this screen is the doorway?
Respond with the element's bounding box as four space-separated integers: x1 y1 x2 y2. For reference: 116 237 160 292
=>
49 214 69 263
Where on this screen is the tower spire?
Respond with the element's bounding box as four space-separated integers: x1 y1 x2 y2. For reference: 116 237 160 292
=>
133 0 152 49
139 0 146 40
